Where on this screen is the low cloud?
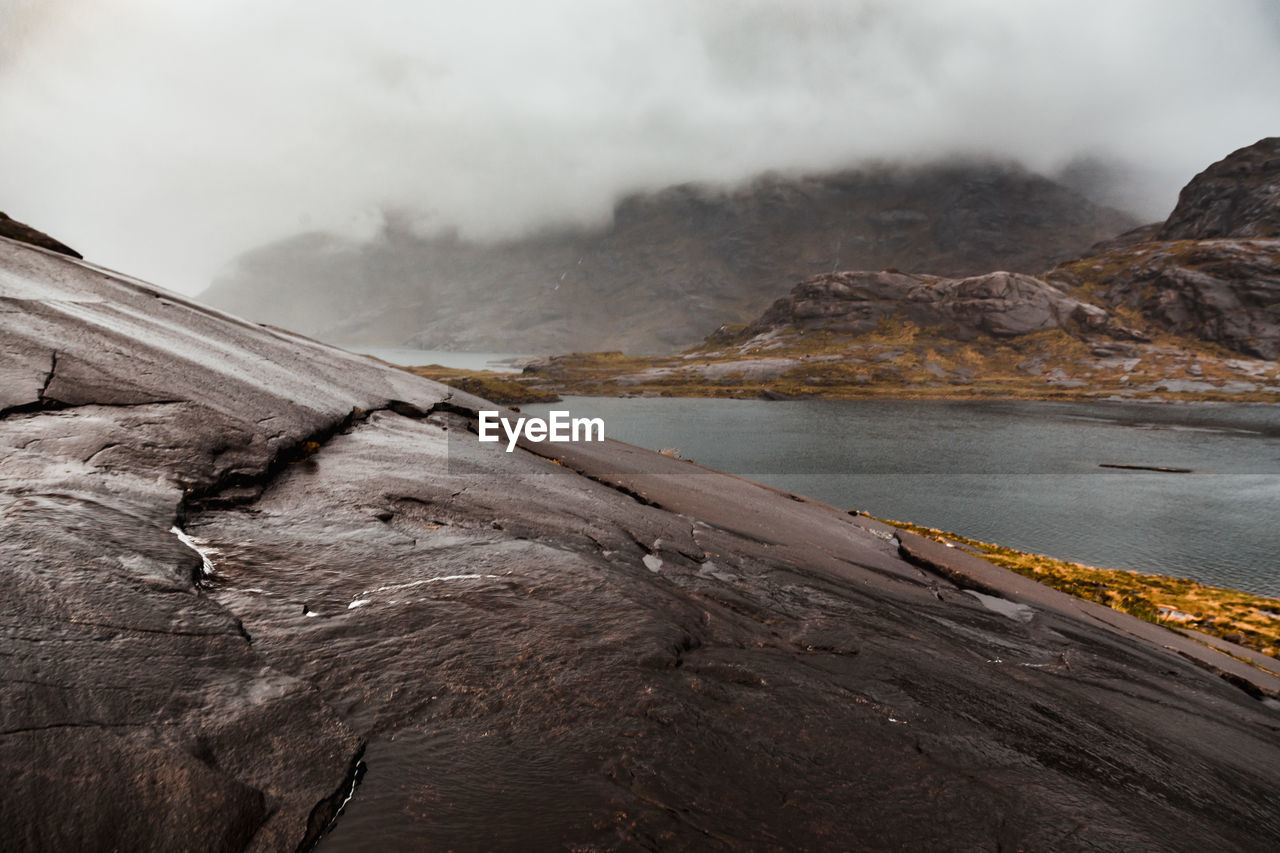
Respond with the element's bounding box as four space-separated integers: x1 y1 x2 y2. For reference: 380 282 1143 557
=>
2 0 1277 294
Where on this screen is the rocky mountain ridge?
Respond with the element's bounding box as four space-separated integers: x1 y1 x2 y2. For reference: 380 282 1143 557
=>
744 139 1280 359
1045 139 1280 361
201 160 1135 353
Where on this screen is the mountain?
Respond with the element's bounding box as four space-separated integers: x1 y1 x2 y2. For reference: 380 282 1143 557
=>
1157 136 1280 240
201 160 1135 354
5 223 1280 850
739 137 1280 362
523 140 1280 401
1051 137 1280 360
0 211 81 258
1052 155 1181 223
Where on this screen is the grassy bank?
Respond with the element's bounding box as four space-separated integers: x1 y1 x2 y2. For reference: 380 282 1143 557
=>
876 516 1280 662
422 329 1280 404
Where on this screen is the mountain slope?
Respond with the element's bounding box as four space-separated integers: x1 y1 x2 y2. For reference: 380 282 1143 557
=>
1156 137 1280 240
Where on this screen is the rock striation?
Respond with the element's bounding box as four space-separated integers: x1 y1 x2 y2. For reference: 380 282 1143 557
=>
4 236 1280 851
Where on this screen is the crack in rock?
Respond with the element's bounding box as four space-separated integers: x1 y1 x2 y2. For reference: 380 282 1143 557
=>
38 350 57 403
294 745 367 853
180 397 463 514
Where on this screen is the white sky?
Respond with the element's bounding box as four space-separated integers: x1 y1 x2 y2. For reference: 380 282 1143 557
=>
1 0 1277 295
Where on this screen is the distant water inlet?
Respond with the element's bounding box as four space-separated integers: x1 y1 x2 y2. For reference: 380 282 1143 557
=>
354 347 530 372
526 398 1280 598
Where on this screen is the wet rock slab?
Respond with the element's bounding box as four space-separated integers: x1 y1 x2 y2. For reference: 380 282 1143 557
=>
3 235 1280 851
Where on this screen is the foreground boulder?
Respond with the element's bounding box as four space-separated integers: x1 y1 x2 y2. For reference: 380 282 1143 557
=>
3 234 1280 851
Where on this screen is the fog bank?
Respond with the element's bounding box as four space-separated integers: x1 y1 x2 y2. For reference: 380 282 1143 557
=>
1 0 1277 294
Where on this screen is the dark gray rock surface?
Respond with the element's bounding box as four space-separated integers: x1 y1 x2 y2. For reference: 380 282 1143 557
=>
1 237 449 850
4 236 1280 851
1054 239 1280 360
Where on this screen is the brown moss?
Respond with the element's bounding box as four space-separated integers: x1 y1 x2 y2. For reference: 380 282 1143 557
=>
878 517 1280 661
399 365 561 405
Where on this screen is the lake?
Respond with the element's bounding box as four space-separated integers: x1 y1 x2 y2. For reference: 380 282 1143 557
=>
525 397 1280 598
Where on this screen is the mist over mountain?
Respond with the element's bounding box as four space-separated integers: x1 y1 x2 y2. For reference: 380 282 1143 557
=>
202 159 1136 353
2 1 1278 296
521 138 1280 403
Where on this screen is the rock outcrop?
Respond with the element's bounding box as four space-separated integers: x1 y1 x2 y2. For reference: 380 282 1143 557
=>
1048 138 1280 360
520 143 1280 405
746 269 1137 342
5 236 1280 851
1157 137 1280 240
200 161 1135 353
1053 239 1280 360
0 239 443 851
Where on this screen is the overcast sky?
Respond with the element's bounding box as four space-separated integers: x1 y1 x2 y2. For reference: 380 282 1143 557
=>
2 0 1277 295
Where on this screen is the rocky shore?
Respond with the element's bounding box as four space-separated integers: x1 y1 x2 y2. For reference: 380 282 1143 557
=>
4 226 1280 850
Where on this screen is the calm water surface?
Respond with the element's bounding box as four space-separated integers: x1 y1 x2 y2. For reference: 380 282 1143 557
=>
528 398 1280 598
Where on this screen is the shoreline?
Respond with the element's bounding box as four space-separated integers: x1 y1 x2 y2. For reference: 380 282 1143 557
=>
504 385 1280 662
399 361 1280 406
867 514 1280 666
401 361 1280 667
